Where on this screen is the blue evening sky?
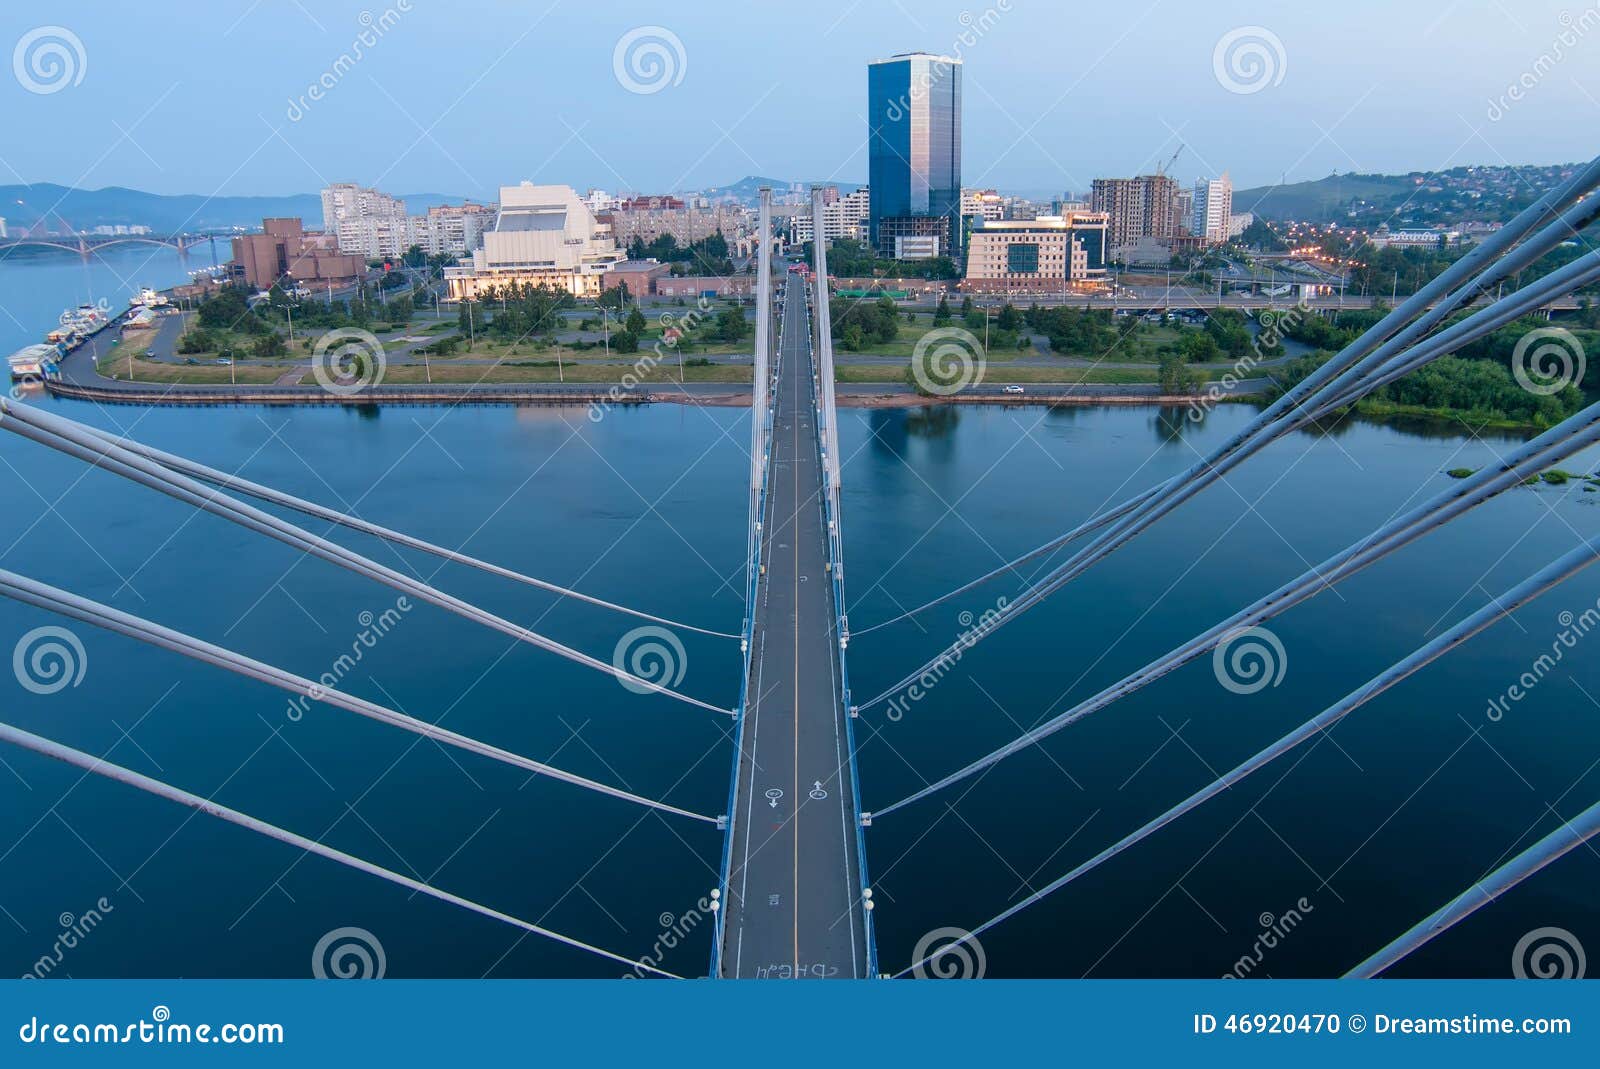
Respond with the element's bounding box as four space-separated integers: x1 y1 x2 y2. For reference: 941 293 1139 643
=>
1 0 1594 199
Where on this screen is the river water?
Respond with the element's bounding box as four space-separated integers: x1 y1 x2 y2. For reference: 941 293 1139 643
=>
0 388 1597 978
0 245 222 355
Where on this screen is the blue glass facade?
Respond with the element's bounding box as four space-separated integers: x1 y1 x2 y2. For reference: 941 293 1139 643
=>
867 53 962 258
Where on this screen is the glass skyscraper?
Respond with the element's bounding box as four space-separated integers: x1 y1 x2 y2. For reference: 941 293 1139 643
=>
867 52 963 260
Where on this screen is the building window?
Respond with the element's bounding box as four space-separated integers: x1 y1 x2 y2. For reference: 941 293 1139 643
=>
1007 243 1040 274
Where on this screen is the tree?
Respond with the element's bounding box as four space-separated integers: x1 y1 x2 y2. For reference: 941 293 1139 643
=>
1158 353 1202 394
959 296 974 318
625 307 648 334
1179 331 1222 363
996 302 1023 332
932 296 952 326
254 332 287 359
613 330 640 354
714 306 748 343
457 300 482 348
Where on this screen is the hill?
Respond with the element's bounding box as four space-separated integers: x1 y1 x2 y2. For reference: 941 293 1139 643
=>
1235 163 1579 227
0 184 471 233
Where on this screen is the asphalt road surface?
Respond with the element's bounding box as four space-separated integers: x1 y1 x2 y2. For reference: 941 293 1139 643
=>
721 273 868 979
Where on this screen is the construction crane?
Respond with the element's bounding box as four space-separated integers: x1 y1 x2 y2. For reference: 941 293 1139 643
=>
1156 143 1185 177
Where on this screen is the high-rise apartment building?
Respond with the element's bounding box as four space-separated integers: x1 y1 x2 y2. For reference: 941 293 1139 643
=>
1192 174 1234 245
1090 175 1181 251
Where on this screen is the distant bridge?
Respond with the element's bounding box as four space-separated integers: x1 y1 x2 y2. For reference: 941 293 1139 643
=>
0 232 228 258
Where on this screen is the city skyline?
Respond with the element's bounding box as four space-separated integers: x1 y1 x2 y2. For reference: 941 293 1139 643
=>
1 1 1596 201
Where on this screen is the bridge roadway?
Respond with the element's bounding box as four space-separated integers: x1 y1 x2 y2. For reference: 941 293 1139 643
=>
721 272 868 979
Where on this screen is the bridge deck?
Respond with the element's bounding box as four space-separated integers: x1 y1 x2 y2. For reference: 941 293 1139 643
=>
721 273 867 979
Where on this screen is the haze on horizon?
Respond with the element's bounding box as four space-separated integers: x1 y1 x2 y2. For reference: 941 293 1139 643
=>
1 0 1594 201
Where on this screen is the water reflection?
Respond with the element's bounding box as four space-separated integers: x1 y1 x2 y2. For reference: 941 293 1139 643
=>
867 405 963 460
1152 405 1198 444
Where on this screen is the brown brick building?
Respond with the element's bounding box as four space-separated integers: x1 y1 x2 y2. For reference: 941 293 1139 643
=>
230 218 366 289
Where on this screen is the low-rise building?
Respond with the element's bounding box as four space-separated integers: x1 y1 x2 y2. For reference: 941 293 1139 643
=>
1368 225 1464 248
603 258 673 294
230 218 365 289
444 183 624 300
962 212 1110 294
653 276 757 298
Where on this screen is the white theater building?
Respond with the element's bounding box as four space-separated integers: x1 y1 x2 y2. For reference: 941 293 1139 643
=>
444 183 625 300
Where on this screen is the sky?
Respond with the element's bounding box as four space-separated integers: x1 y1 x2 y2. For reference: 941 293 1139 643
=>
1 0 1597 200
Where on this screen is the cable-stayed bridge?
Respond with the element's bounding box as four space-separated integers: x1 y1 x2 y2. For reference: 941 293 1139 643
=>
5 160 1600 978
